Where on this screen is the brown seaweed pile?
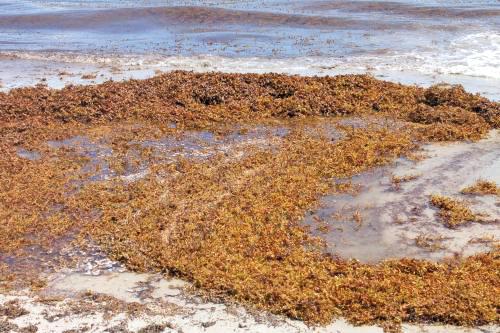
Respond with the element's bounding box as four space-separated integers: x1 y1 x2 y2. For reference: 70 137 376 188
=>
430 195 479 228
461 180 500 196
1 72 499 332
1 72 498 143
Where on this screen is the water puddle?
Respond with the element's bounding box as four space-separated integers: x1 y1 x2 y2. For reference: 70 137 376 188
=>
305 130 500 263
16 124 290 185
47 135 117 182
16 148 41 161
140 125 288 162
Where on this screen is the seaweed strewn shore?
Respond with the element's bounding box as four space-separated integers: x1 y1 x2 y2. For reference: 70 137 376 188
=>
1 72 499 332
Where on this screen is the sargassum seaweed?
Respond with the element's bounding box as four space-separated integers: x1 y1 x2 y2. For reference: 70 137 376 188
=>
1 72 499 332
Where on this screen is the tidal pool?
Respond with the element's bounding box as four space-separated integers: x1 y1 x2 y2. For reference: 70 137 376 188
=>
305 130 500 263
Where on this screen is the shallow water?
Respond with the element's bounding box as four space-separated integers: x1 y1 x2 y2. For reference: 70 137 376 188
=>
0 1 499 97
1 1 498 58
16 124 289 185
305 130 500 263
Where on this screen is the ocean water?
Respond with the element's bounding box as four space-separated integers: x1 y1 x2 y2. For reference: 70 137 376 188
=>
0 0 499 97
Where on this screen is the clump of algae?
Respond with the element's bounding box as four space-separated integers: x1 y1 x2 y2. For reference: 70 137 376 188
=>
414 234 447 252
430 195 478 228
461 180 500 196
391 173 420 190
0 72 499 331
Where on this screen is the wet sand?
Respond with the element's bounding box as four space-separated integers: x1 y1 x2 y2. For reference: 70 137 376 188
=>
1 271 497 333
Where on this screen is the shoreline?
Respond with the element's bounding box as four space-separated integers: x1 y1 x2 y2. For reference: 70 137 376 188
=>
1 52 499 101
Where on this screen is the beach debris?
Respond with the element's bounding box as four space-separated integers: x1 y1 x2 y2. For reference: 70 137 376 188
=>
351 211 363 229
461 180 500 196
430 195 478 228
468 235 499 247
391 173 420 190
414 234 447 252
0 300 29 319
81 73 97 80
0 72 499 331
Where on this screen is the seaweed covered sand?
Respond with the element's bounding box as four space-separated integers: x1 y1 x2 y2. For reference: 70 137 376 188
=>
1 72 499 332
